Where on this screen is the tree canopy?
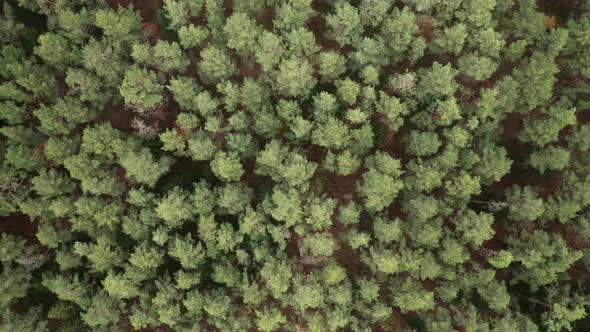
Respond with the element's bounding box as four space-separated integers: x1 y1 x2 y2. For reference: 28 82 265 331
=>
1 0 590 331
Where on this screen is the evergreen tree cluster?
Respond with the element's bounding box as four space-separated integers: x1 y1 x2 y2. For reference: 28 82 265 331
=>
1 0 590 330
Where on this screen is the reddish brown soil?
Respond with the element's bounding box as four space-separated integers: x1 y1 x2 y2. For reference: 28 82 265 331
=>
107 0 163 23
173 122 187 138
306 16 341 52
285 231 301 260
240 160 259 190
374 310 413 332
577 108 590 124
138 324 171 332
482 173 530 195
34 143 56 167
257 6 275 30
142 22 160 44
95 103 135 132
238 61 262 80
501 113 524 140
333 244 366 276
305 144 327 164
537 0 579 21
224 0 234 17
155 93 182 131
546 222 590 250
544 15 558 28
0 213 38 244
417 16 436 43
321 171 362 201
375 117 407 159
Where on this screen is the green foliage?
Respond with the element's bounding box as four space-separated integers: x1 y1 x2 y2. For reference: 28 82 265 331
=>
392 280 434 313
311 117 350 149
301 232 336 257
381 8 418 63
264 186 303 227
0 101 24 124
506 185 545 222
36 97 96 135
474 144 512 185
256 140 317 187
119 66 164 112
65 68 109 106
376 92 408 131
354 38 389 69
0 307 48 332
416 62 458 100
160 129 185 153
82 291 121 327
211 151 244 182
520 105 577 146
255 32 284 71
146 41 190 73
169 234 205 269
433 24 468 55
81 123 123 159
120 147 172 187
256 307 287 332
94 7 141 45
488 250 513 269
407 130 442 157
188 132 218 161
74 237 125 272
0 234 25 263
358 152 404 212
103 273 139 299
129 242 164 270
445 171 481 200
474 28 506 58
34 33 79 70
458 52 497 81
359 0 391 27
156 187 194 227
530 146 570 174
31 169 75 197
292 281 324 312
455 210 494 246
198 46 237 83
81 39 126 86
164 0 203 30
286 27 316 58
261 259 292 298
513 53 559 110
3 1 590 330
319 51 346 81
274 57 316 97
542 287 588 332
42 274 89 308
224 13 260 56
63 152 119 194
337 78 361 106
178 24 209 49
56 8 93 42
0 264 31 308
511 231 583 288
326 2 361 46
273 0 315 32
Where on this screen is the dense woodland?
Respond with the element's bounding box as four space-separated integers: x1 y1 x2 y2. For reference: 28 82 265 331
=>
1 0 590 331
